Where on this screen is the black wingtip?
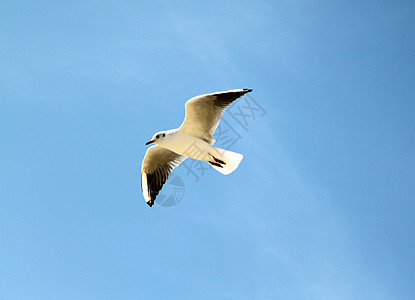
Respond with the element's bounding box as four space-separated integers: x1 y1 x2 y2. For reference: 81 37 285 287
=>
147 200 154 207
244 88 253 93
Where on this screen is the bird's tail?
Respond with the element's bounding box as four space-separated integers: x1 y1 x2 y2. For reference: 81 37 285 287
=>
207 147 243 175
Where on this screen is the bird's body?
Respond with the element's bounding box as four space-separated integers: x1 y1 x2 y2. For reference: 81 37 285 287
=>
141 88 252 207
155 129 244 174
153 129 213 160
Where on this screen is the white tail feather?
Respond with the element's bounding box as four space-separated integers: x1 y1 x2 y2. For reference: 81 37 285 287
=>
209 147 243 175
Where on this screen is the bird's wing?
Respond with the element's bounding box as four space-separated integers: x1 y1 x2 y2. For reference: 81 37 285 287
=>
141 145 186 207
178 89 252 144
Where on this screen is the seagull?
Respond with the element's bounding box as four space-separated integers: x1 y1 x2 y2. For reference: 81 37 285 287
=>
141 88 252 207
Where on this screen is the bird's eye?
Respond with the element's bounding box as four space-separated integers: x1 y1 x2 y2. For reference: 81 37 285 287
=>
162 133 165 137
156 135 159 139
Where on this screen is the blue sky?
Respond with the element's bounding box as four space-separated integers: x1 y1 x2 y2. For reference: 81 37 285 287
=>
1 1 414 299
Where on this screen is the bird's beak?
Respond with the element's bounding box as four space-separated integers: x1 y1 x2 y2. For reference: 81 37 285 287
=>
145 140 155 145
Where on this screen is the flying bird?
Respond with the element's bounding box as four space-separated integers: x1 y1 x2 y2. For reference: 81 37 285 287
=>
141 88 252 207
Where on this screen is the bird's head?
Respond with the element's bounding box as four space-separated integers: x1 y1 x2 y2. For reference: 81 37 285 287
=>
145 131 167 145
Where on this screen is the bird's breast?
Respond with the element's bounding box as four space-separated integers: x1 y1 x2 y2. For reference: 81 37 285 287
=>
161 133 214 162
